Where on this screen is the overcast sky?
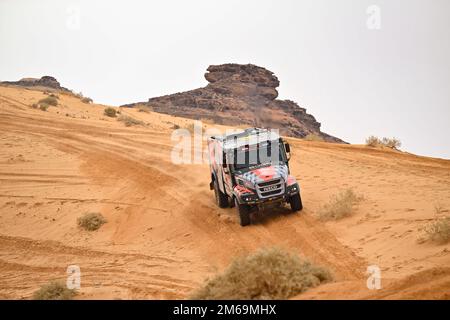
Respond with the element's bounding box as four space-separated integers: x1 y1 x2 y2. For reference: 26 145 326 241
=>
1 0 449 159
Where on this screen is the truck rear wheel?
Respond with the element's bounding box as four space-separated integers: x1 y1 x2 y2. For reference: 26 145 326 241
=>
214 180 229 208
290 193 303 212
235 198 251 226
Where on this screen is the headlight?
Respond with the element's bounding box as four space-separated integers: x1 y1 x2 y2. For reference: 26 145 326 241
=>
237 178 254 190
287 183 299 194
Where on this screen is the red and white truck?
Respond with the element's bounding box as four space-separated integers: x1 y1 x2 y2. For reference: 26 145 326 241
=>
207 128 302 226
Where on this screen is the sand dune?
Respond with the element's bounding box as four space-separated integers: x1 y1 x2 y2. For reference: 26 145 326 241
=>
0 86 449 299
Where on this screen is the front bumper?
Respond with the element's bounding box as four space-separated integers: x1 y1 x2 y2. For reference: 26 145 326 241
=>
238 183 300 205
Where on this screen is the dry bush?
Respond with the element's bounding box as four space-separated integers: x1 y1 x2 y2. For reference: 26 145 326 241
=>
118 115 145 127
190 247 332 300
366 136 401 149
48 93 59 99
137 105 151 113
434 203 446 215
318 189 362 220
424 217 450 244
104 107 117 117
38 96 58 106
381 137 401 149
304 134 324 142
81 97 93 104
184 121 204 133
366 136 381 147
39 103 49 111
33 281 76 300
77 212 106 231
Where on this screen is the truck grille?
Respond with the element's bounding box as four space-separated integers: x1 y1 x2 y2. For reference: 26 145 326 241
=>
256 178 285 199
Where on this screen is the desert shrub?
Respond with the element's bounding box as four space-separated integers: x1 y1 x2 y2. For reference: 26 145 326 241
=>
381 137 401 149
366 136 381 147
33 281 76 300
137 105 151 113
304 134 324 142
38 96 58 106
39 103 49 111
118 115 145 127
48 93 59 99
104 107 117 117
434 203 445 215
81 97 93 104
190 247 332 300
424 217 450 244
366 136 401 149
77 212 106 231
318 189 362 220
172 124 180 130
185 123 195 133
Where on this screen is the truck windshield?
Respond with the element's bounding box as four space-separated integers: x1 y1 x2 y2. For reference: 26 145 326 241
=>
230 142 286 172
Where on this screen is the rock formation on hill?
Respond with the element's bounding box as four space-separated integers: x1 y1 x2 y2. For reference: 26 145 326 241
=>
122 64 342 142
1 76 70 92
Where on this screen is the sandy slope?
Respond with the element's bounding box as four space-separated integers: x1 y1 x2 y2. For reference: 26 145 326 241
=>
0 86 449 299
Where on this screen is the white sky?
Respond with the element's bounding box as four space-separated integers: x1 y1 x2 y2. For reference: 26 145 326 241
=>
1 0 449 159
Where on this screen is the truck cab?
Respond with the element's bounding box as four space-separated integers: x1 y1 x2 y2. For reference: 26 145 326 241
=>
207 128 302 226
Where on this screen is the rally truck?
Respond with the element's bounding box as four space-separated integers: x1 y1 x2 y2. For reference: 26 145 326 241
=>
207 128 302 226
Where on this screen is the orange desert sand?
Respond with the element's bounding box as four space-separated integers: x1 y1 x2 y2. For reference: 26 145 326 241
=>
0 86 449 299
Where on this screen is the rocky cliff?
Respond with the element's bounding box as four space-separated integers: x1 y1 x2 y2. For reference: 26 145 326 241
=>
1 76 70 92
123 64 342 142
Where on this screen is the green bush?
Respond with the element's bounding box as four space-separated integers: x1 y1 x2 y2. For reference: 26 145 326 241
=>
81 97 93 104
33 281 76 300
39 103 49 111
104 107 117 117
304 134 324 142
77 212 106 231
425 217 450 244
190 247 332 300
38 96 58 106
318 189 362 220
118 115 145 127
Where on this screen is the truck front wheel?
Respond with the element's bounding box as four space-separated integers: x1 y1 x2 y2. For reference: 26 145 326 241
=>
290 193 303 212
214 180 229 208
235 198 251 226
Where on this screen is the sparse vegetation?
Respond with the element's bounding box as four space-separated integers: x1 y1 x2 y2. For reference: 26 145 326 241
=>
104 107 117 117
77 212 106 231
318 189 363 220
365 136 401 149
304 134 324 142
81 97 93 104
48 93 59 99
172 124 180 130
33 281 76 300
39 103 49 111
118 115 145 127
424 217 450 244
434 203 446 215
38 96 58 106
137 105 151 113
190 247 332 300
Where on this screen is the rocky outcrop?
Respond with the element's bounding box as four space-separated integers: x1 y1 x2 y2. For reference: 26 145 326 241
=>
123 63 339 142
1 76 70 92
124 64 342 142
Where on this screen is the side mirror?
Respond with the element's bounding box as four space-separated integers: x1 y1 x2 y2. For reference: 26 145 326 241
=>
285 143 291 161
